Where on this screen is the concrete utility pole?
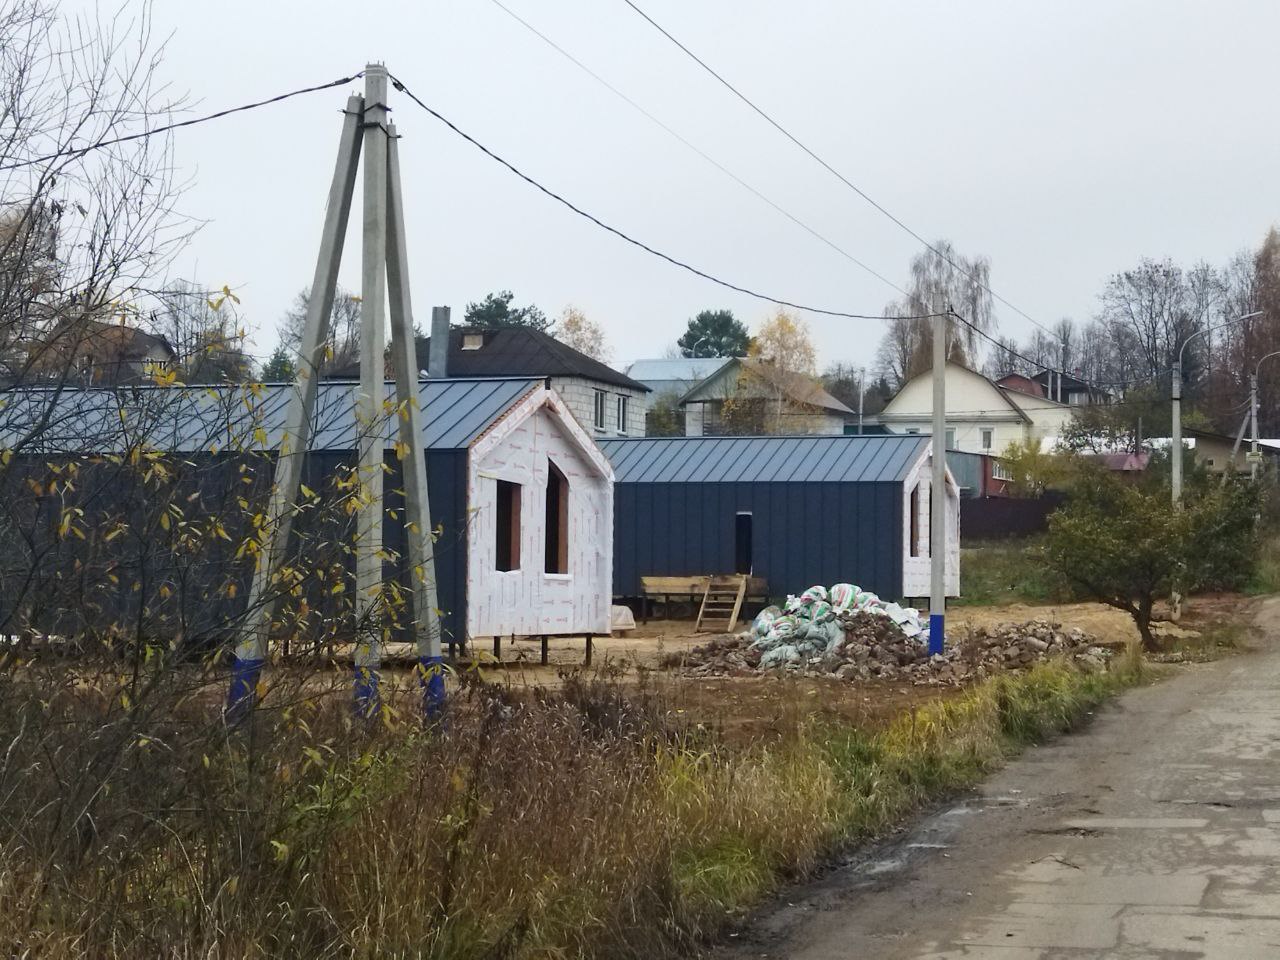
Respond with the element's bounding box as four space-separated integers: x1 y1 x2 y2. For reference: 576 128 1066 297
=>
1251 350 1280 480
229 64 444 722
1172 311 1263 505
228 96 363 719
353 65 390 717
929 311 947 656
857 365 865 435
386 125 446 713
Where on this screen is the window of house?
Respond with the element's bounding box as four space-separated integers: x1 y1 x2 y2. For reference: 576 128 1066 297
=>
909 485 920 558
1069 391 1086 405
494 480 521 571
992 460 1013 481
593 390 607 431
616 395 629 435
981 428 993 451
945 428 956 449
462 333 484 351
544 461 569 574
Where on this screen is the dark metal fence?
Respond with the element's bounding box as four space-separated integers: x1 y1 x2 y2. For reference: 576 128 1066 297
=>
960 493 1067 541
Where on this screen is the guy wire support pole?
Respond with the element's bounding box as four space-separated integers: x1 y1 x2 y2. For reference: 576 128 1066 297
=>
226 91 364 722
385 122 446 719
929 310 947 656
353 63 391 719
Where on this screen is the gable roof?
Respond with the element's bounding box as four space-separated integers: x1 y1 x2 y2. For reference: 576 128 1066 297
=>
679 357 854 415
624 357 734 389
1 377 541 454
882 361 1032 423
598 434 927 484
332 326 648 392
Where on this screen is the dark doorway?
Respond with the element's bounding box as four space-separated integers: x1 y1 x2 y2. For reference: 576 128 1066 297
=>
734 513 753 574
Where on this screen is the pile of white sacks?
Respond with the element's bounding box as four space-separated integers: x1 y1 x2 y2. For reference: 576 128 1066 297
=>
749 583 924 669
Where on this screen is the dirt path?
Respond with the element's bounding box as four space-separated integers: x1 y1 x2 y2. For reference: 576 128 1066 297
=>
711 596 1280 960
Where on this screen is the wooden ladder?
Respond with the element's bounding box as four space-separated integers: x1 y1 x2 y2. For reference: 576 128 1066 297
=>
695 575 748 633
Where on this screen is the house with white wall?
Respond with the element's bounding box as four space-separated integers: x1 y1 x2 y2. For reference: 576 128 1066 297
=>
870 362 1073 458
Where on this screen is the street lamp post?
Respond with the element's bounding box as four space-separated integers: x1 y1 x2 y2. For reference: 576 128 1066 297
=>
1172 311 1263 505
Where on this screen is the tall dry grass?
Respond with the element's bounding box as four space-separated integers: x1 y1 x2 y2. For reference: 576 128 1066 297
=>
0 654 1143 958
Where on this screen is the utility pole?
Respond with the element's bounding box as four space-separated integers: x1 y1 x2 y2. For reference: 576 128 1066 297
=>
857 365 865 435
229 64 444 722
1251 371 1260 481
1250 350 1280 480
1173 312 1264 505
929 311 947 656
353 64 390 718
1171 355 1183 506
227 95 363 720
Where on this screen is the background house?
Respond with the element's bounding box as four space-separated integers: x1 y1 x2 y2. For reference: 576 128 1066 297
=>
624 357 733 397
336 323 650 437
871 362 1073 456
600 434 960 602
30 318 175 385
680 357 853 436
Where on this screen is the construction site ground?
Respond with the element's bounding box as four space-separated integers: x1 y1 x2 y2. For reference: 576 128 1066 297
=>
414 593 1255 743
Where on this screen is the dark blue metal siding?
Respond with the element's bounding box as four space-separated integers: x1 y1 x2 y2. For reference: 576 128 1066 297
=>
613 480 905 600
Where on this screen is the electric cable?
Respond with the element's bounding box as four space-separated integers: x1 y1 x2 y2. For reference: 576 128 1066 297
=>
619 0 1062 339
387 70 939 323
0 73 365 173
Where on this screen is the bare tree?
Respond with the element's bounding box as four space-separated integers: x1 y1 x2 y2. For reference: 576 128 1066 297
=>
278 284 362 371
875 240 996 386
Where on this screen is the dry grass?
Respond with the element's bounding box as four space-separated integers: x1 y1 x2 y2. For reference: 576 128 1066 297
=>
0 650 1146 958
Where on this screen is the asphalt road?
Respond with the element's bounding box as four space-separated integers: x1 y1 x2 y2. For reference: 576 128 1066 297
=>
714 597 1280 960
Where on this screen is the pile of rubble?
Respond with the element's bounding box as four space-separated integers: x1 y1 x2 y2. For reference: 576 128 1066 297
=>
675 606 1115 685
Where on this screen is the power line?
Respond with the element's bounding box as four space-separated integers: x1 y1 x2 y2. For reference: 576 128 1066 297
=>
618 0 1060 339
387 70 939 323
0 74 365 173
948 309 1168 389
483 0 908 299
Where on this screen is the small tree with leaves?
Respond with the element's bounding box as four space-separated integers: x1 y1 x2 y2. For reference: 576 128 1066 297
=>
1044 468 1260 651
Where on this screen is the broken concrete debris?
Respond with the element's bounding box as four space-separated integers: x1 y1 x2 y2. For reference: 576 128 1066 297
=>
677 586 1115 685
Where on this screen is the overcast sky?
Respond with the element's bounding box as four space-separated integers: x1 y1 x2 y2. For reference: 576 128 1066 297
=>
119 0 1280 371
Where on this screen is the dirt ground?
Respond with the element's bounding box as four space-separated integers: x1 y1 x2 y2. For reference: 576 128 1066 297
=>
407 593 1257 743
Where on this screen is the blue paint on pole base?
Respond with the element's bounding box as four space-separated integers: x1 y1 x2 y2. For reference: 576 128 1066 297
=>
928 614 945 656
419 655 446 722
226 657 264 724
353 666 381 719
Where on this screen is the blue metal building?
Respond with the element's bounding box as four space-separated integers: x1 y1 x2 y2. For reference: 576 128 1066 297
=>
599 434 960 602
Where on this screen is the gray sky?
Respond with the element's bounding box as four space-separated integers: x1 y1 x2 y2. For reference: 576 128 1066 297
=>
133 0 1279 371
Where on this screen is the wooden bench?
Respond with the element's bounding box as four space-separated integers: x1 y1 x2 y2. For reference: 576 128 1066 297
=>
639 575 768 624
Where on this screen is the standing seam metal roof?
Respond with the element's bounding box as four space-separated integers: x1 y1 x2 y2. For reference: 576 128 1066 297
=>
0 378 541 454
598 435 929 484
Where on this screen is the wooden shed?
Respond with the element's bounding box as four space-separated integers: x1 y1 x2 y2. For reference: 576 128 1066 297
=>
598 434 959 603
1 377 614 649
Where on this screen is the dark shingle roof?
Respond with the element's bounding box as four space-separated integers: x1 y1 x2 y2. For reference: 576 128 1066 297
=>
1 378 540 453
332 326 648 392
598 434 928 484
